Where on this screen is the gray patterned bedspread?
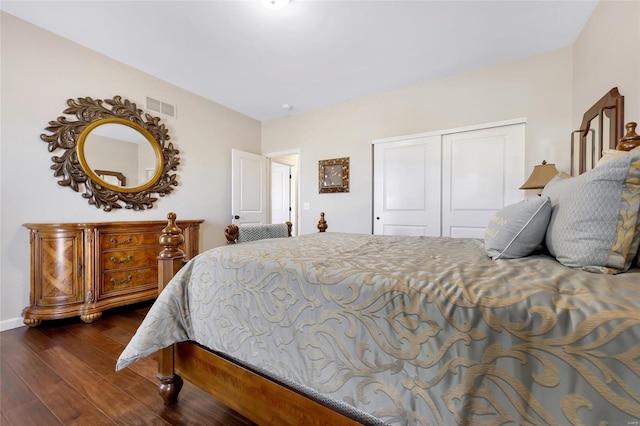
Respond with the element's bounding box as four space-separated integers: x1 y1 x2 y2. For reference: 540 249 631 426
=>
116 233 640 425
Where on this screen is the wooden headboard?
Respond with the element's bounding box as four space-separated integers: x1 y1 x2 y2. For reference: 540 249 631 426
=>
571 87 625 175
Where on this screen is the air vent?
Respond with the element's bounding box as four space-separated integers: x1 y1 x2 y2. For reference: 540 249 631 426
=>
146 96 177 119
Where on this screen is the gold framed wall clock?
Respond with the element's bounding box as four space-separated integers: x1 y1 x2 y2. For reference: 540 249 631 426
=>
318 157 349 193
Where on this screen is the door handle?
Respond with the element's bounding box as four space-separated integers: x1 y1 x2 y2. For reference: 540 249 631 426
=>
234 215 240 220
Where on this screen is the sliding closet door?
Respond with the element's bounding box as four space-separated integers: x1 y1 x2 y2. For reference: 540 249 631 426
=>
441 123 525 238
373 136 441 236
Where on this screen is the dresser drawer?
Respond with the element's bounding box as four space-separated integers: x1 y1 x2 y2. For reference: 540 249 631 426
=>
101 266 158 295
101 231 162 250
102 247 160 270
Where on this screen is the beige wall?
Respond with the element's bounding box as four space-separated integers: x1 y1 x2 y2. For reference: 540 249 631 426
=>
262 48 574 235
573 0 640 126
0 13 261 325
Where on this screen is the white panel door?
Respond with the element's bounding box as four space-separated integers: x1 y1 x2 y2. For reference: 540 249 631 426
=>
271 162 291 225
231 149 268 226
373 136 441 236
441 123 525 238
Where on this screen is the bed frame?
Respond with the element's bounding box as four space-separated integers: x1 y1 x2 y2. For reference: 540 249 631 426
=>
156 212 359 425
153 91 637 425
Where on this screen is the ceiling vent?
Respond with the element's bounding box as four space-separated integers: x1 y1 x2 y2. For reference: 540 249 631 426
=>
146 96 177 119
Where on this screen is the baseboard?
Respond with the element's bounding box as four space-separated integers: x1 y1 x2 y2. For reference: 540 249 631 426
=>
1 317 24 332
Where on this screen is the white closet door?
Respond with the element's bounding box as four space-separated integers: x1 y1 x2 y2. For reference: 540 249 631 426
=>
441 123 525 238
373 136 441 236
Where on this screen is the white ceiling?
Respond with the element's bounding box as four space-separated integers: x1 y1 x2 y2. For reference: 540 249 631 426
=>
2 0 598 121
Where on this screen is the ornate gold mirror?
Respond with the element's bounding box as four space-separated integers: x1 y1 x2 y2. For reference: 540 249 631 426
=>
41 96 180 211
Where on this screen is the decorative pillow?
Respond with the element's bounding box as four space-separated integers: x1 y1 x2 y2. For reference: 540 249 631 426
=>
541 146 640 274
541 174 571 205
596 149 629 167
484 197 552 260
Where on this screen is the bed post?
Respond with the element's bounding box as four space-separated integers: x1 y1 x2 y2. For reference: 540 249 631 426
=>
157 212 185 405
317 212 327 232
224 224 240 244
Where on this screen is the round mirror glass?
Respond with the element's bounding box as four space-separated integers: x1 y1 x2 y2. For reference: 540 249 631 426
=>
82 122 160 190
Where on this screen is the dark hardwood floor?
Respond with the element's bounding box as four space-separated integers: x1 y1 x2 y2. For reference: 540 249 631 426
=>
0 302 256 425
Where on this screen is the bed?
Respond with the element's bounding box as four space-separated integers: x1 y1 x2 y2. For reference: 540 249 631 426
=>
116 92 640 425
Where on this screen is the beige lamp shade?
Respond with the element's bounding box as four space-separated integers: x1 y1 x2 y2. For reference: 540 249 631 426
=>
519 161 560 190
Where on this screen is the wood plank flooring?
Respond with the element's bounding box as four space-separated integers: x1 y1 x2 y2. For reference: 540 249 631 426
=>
0 302 256 425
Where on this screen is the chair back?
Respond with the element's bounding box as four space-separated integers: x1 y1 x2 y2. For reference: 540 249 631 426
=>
224 222 292 244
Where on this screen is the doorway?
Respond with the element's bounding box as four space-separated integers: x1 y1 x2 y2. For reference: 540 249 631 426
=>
269 154 298 236
231 149 299 234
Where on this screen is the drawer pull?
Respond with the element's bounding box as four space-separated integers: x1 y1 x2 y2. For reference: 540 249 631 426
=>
110 255 133 264
110 236 132 245
111 275 133 285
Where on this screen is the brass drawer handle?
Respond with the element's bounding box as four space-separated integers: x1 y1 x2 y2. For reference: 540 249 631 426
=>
110 255 133 264
111 275 132 285
110 236 132 245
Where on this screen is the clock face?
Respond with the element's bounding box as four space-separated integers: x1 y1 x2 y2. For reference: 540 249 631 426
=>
323 165 343 187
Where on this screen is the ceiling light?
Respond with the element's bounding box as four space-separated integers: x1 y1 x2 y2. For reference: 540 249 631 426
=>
260 0 291 10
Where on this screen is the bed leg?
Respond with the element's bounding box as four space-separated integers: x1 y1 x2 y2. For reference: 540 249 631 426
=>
157 213 187 405
158 344 182 404
158 374 183 405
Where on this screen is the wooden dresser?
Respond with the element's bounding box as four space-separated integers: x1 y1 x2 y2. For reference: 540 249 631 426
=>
22 219 204 326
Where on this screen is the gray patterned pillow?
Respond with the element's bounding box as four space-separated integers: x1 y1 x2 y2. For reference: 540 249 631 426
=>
542 146 640 274
484 197 552 260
